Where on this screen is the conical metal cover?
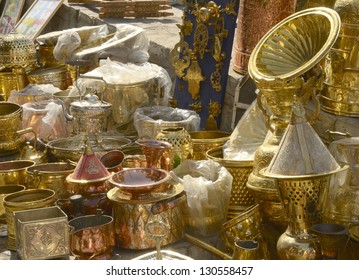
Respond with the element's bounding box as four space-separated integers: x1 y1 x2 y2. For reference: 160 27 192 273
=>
71 143 110 181
265 102 340 176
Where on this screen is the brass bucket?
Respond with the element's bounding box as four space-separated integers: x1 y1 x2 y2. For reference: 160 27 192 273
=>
26 162 77 199
206 147 255 218
190 131 230 160
27 66 71 90
3 189 56 250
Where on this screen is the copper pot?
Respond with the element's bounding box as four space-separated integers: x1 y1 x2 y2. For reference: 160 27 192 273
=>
107 184 186 249
68 213 115 260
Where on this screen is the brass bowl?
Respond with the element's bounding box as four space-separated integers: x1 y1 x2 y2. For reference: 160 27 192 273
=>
0 102 23 142
3 189 56 250
107 168 172 198
190 130 230 160
46 136 132 162
0 160 35 185
100 150 125 173
26 162 77 199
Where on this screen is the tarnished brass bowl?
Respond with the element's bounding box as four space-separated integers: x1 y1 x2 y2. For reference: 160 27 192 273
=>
190 131 230 160
3 189 56 250
206 147 255 218
46 136 132 162
0 160 35 185
26 162 77 199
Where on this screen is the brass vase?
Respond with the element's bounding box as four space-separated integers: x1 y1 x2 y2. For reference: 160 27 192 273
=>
136 139 173 171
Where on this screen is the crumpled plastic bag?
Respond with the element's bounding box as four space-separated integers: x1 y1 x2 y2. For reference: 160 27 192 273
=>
223 99 267 160
134 106 201 139
171 160 233 236
22 100 68 141
8 84 61 105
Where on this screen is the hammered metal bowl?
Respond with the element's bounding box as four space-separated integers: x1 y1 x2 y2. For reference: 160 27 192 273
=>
190 131 230 160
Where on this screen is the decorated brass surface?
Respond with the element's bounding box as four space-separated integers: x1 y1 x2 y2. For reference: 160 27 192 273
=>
172 0 239 128
15 206 69 260
320 0 359 116
246 7 341 231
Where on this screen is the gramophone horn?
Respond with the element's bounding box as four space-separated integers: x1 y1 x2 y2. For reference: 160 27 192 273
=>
248 7 341 82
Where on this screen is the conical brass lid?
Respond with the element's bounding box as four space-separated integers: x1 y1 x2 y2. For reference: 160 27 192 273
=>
265 101 340 176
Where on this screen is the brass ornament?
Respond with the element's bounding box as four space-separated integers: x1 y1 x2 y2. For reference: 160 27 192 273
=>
188 101 203 113
194 22 209 59
208 100 222 117
170 33 191 79
183 52 206 100
210 62 223 92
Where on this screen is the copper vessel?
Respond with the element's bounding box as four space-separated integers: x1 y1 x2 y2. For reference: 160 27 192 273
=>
232 0 296 74
136 139 173 171
14 206 69 260
100 150 125 173
107 183 186 250
68 213 115 260
3 189 56 251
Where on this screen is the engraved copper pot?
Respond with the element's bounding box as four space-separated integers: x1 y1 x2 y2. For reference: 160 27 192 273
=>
107 184 186 250
232 0 296 74
68 213 115 260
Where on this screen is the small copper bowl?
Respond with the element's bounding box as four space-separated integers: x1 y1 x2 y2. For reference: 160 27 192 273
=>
107 168 172 198
100 150 125 173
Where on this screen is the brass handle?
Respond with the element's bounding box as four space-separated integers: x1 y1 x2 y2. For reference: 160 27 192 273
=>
16 127 38 150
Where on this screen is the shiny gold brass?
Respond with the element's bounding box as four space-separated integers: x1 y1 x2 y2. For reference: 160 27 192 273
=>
320 0 359 116
206 147 255 218
3 189 56 251
246 7 341 229
183 52 206 100
27 66 71 90
14 206 69 260
190 131 230 160
0 160 35 186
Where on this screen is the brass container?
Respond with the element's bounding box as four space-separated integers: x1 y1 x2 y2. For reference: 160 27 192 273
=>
104 77 164 126
320 0 359 116
14 206 69 260
27 66 71 90
206 147 255 218
107 184 186 249
100 150 125 173
0 184 26 236
69 213 115 260
3 189 56 251
38 45 61 67
0 71 21 101
0 102 23 142
189 131 230 160
246 7 341 229
26 162 77 199
156 127 193 168
0 32 37 68
221 204 269 259
136 139 173 171
298 0 337 9
232 0 296 74
0 160 35 185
